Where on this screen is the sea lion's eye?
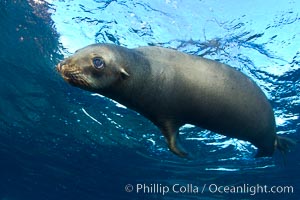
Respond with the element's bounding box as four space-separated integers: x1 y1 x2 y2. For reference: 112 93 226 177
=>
92 58 105 69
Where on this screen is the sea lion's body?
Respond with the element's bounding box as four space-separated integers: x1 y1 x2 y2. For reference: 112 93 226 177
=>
57 43 293 158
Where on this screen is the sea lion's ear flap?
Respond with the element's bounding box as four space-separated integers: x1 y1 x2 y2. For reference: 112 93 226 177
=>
120 68 130 79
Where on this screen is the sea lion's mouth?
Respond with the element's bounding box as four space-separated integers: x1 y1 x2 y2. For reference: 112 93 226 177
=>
56 63 90 87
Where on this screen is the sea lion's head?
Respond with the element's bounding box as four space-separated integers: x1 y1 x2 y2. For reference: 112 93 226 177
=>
56 44 130 92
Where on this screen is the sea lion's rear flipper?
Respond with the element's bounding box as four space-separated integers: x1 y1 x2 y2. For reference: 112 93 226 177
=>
276 136 297 155
255 136 297 158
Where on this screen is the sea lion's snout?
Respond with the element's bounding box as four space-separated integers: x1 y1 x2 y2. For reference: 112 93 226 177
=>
56 60 68 73
56 59 92 89
56 60 75 77
56 60 74 82
56 62 62 72
56 61 67 74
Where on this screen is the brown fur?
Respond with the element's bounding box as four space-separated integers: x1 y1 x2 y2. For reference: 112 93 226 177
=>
57 43 294 158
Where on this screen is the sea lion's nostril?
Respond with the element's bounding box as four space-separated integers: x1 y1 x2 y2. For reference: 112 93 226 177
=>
56 59 69 72
56 63 61 71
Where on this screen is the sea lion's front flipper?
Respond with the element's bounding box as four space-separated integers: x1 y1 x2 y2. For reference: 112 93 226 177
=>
159 121 188 158
167 131 188 158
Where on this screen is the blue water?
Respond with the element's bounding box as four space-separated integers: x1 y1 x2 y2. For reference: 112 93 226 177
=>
0 0 299 199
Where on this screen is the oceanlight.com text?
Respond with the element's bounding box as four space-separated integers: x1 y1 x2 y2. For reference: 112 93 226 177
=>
124 183 294 196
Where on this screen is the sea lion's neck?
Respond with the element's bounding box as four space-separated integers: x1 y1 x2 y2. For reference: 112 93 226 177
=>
100 47 179 123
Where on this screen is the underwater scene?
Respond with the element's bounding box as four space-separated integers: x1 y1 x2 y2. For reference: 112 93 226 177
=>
0 0 299 199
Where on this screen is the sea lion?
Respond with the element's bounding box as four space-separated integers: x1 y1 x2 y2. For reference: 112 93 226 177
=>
56 43 294 158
